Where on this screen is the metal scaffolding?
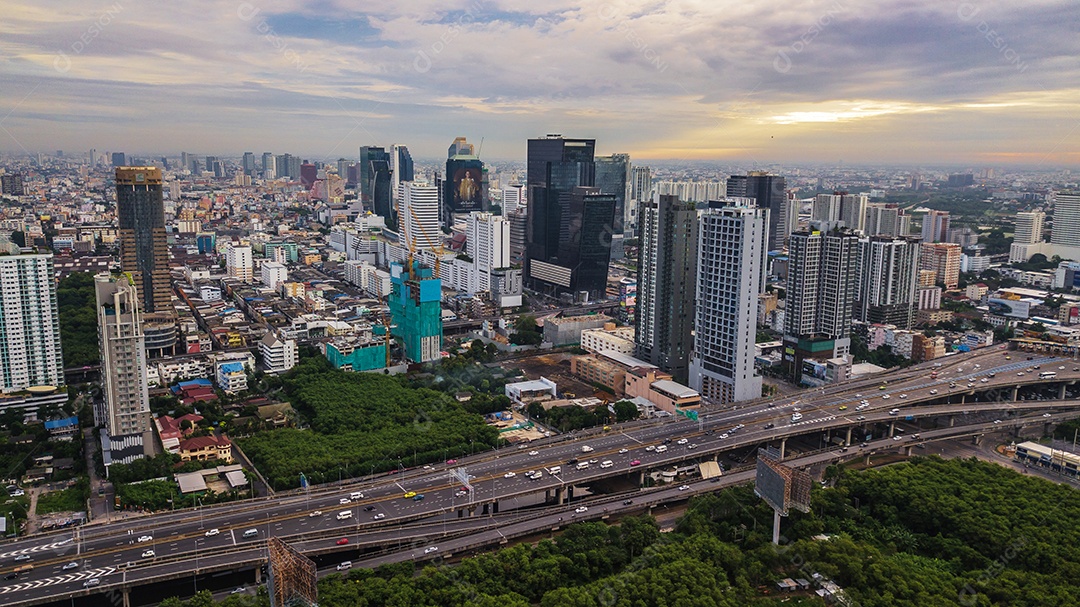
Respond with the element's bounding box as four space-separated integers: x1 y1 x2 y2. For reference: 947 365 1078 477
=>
267 537 318 607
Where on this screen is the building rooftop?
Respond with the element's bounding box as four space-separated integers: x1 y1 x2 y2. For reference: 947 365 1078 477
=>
651 379 699 399
598 350 658 370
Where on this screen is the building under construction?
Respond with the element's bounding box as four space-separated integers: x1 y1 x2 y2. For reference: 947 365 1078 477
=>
267 537 318 607
389 260 443 363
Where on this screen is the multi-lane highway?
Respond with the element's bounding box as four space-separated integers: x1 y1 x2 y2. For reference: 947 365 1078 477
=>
2 347 1078 605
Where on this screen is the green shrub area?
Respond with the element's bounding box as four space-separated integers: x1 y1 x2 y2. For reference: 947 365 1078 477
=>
35 478 89 514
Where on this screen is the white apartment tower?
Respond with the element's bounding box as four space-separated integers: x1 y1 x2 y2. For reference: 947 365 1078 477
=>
399 181 441 251
0 252 64 392
226 244 253 282
502 185 524 215
96 274 152 462
689 200 768 404
1051 193 1080 247
1014 211 1045 245
466 211 510 293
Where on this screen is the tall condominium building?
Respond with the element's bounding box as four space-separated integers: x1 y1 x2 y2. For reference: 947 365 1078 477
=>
390 144 414 204
1014 211 1045 244
116 167 171 314
526 136 616 300
359 146 394 223
466 212 510 293
0 174 26 196
389 261 442 363
783 227 859 379
261 152 274 178
502 184 524 215
595 152 631 240
628 165 653 238
635 194 699 384
921 210 950 243
863 203 911 237
508 208 527 265
242 152 256 176
1052 193 1080 247
854 236 921 328
95 274 152 462
726 172 787 250
689 200 768 404
111 152 127 166
400 181 442 251
226 244 253 282
920 242 961 289
811 192 867 232
0 252 63 392
655 181 725 204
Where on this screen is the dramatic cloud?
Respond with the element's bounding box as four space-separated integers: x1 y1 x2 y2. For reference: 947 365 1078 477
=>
0 0 1077 165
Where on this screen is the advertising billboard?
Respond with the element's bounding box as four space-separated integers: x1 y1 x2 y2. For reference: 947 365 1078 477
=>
988 298 1031 319
446 158 484 213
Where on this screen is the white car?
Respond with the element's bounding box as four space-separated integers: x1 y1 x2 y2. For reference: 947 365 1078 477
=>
899 394 907 399
424 546 439 554
373 513 386 520
994 419 1002 424
581 445 594 453
137 535 153 543
575 506 588 513
882 394 891 399
618 448 629 454
676 438 689 445
929 390 938 395
645 445 656 452
528 450 539 456
339 498 351 505
204 529 219 537
504 471 516 478
141 550 155 558
719 433 729 439
1043 413 1052 418
455 490 468 497
309 510 323 518
678 485 691 491
62 562 78 571
892 436 902 441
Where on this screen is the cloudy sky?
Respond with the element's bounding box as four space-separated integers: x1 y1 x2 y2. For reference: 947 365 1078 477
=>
2 0 1078 165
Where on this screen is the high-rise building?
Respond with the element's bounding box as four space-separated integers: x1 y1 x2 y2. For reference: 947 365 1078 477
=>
95 274 152 463
635 194 699 384
920 242 961 289
502 184 524 215
465 212 510 293
261 152 274 178
359 146 393 223
0 252 63 392
863 203 910 237
1052 193 1080 248
116 167 171 314
389 261 442 363
854 236 921 328
445 137 485 221
630 166 652 201
783 227 859 379
300 163 317 190
811 192 866 232
727 172 788 250
226 244 253 282
242 152 256 177
204 156 217 172
1014 211 1045 245
111 152 127 166
655 181 726 203
508 208 527 265
391 144 413 203
0 174 26 196
689 200 768 404
261 261 288 289
275 154 290 179
921 210 950 243
399 182 441 251
595 153 631 255
525 136 615 299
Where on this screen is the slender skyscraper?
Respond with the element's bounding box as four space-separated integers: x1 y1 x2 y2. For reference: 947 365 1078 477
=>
689 200 768 404
96 274 153 462
727 172 787 250
400 182 441 251
595 153 631 257
359 146 393 223
0 251 63 392
1014 211 1045 245
116 167 170 314
1052 193 1080 247
921 210 950 243
635 194 698 383
242 152 256 177
854 236 921 328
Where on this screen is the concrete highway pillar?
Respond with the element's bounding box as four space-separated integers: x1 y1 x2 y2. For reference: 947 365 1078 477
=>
554 487 563 504
845 427 852 446
1012 386 1019 401
468 506 476 518
481 503 489 515
637 471 645 486
545 489 551 502
122 589 130 607
949 416 955 428
972 434 982 446
864 454 871 466
1060 384 1067 400
567 486 575 502
492 501 499 514
255 567 262 584
961 394 966 404
904 446 913 456
889 422 896 437
779 438 787 460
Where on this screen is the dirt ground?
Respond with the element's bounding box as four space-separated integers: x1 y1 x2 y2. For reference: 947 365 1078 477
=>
499 352 615 401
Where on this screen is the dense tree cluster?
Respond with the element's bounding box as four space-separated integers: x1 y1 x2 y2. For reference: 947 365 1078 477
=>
238 357 500 489
57 272 100 368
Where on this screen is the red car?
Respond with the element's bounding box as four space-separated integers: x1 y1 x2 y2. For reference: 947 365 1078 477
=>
336 538 349 545
446 459 458 465
630 460 641 467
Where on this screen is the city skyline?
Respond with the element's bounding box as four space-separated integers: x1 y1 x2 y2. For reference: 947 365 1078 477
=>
2 1 1078 166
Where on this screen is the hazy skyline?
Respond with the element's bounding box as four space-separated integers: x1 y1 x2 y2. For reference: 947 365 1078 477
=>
2 1 1078 166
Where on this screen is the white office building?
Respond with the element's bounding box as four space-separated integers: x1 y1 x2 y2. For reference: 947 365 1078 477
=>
466 212 510 294
96 274 152 462
226 244 253 282
261 261 288 290
0 252 64 392
1014 211 1045 245
502 185 524 215
1052 194 1080 247
399 181 441 251
689 201 767 404
259 331 298 374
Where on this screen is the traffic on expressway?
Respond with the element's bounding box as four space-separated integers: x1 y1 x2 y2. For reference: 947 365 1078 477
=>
1 347 1078 604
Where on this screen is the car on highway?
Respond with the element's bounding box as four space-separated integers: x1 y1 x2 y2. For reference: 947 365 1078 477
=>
623 499 634 505
413 494 425 501
981 378 989 383
618 448 629 454
575 506 588 513
504 471 516 478
137 535 153 543
14 554 31 562
424 546 439 554
645 445 656 451
678 485 691 491
403 491 417 499
899 394 907 399
141 550 155 558
455 490 468 497
889 408 900 415
856 415 866 421
336 538 349 545
688 444 699 450
62 562 79 571
445 459 457 465
364 505 376 511
677 438 689 445
994 419 1002 424
630 460 641 466
232 587 247 594
929 389 938 395
1018 372 1025 376
350 492 365 500
663 438 673 444
881 394 890 399
83 579 100 588
309 511 322 517
839 405 848 411
763 423 775 429
588 459 599 464
339 498 351 505
581 445 594 453
337 561 352 571
719 433 729 439
1044 413 1053 418
528 450 539 456
4 572 18 580
892 436 902 441
374 513 386 520
205 528 219 537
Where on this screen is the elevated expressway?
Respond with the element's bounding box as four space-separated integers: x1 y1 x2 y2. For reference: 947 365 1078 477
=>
3 348 1079 605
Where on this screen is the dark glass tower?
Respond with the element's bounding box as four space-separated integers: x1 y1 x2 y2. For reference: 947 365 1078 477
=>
727 171 787 251
359 146 393 223
116 167 170 314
